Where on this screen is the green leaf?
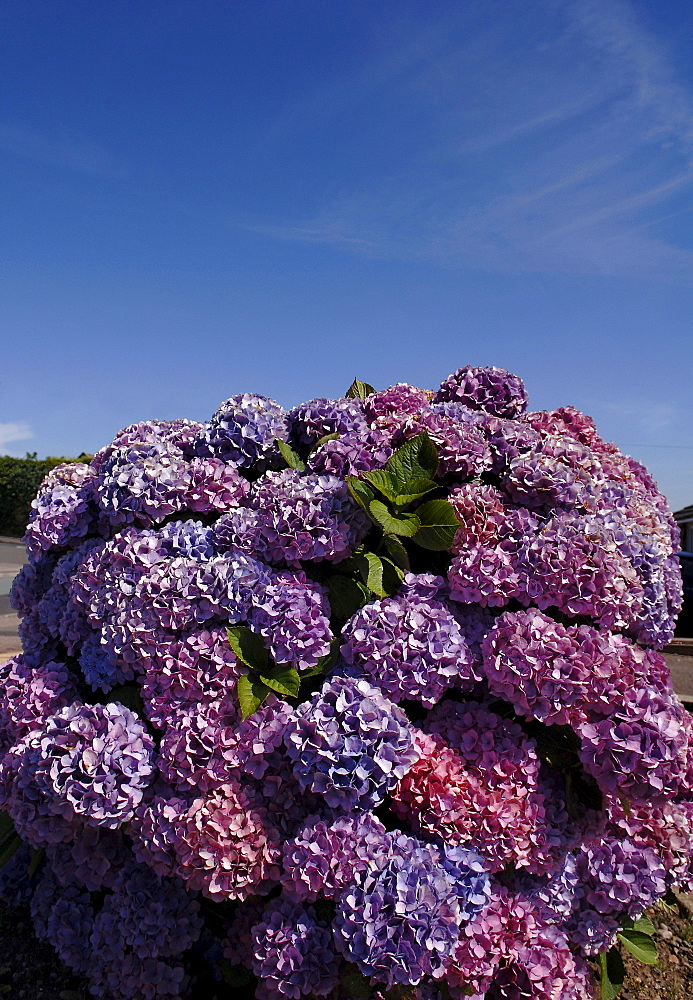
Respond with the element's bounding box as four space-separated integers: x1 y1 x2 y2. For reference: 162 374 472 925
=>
661 888 679 910
108 684 145 718
634 916 656 936
27 847 45 879
259 666 300 698
598 948 625 1000
381 556 405 592
358 552 387 597
220 960 253 988
393 477 438 505
363 467 399 501
413 499 460 550
277 438 306 472
328 575 369 620
0 812 14 845
347 477 376 515
345 378 377 400
617 929 658 965
384 432 439 486
237 674 271 720
369 500 421 536
382 533 410 571
0 833 22 870
226 626 270 671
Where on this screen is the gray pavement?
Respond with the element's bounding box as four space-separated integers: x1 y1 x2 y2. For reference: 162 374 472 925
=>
0 539 25 658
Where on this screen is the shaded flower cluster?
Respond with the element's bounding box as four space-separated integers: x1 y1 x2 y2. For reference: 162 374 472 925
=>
1 363 690 1000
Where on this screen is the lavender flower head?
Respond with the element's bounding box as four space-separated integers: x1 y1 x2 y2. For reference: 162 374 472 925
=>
434 365 529 419
195 392 288 468
285 676 420 810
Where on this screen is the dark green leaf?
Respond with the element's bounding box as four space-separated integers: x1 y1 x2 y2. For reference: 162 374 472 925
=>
237 674 271 720
27 847 44 879
384 433 438 486
302 638 340 677
277 439 306 472
369 500 420 536
347 477 376 515
413 499 460 550
0 812 13 845
345 379 377 400
598 948 625 1000
363 467 399 501
328 575 369 620
0 833 22 870
339 965 372 999
662 888 679 910
381 556 404 592
357 552 387 597
107 684 145 718
393 477 438 505
259 666 300 698
220 960 253 988
226 626 270 671
617 929 658 965
382 533 410 571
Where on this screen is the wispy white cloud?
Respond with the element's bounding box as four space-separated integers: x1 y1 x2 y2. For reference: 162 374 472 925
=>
0 121 127 178
0 422 32 456
254 0 693 282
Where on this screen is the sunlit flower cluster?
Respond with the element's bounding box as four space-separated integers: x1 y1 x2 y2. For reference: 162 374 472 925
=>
1 364 690 1000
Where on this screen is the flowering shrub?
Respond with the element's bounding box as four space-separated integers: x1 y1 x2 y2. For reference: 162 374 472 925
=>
0 365 689 1000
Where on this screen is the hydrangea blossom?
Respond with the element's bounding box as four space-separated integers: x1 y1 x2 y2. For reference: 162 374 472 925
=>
2 363 690 1000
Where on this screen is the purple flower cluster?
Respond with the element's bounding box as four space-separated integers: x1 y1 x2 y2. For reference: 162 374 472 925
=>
2 364 690 1000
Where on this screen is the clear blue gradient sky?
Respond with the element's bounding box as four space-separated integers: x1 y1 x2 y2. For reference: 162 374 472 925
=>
1 0 692 510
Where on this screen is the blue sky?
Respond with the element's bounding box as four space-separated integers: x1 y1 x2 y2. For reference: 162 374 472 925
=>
1 0 692 511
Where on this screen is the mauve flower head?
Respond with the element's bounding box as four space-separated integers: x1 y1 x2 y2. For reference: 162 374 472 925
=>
363 382 431 432
31 867 94 976
129 786 191 879
281 810 390 901
306 428 393 478
26 701 155 828
97 441 249 529
392 730 554 874
91 418 203 474
577 685 689 801
395 409 491 478
231 696 296 778
195 392 288 469
575 835 667 918
214 469 369 567
24 462 97 559
251 897 339 999
140 627 243 729
9 553 56 618
248 569 332 671
46 824 129 891
434 366 529 419
446 884 592 1000
0 655 76 745
285 675 420 811
174 778 282 901
96 862 203 960
157 702 238 795
339 574 476 706
288 397 368 451
334 831 488 988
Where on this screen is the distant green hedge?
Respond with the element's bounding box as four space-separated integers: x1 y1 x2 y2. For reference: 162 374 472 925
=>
0 454 91 538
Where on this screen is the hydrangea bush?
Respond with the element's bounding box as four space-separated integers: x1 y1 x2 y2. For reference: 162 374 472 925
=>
1 365 690 1000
